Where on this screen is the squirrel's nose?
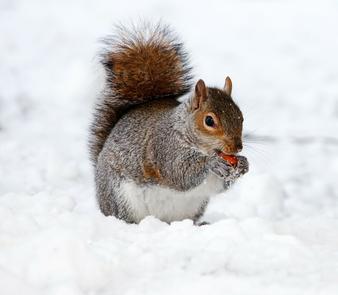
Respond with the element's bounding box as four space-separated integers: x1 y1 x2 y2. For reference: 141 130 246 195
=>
224 137 243 154
234 138 243 152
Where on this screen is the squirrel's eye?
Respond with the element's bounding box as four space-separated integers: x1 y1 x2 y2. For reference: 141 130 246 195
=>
205 116 215 127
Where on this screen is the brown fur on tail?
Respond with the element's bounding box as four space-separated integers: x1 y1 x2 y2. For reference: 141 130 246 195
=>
89 23 193 163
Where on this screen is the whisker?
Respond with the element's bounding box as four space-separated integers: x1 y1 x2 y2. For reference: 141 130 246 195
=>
243 132 277 145
242 141 274 170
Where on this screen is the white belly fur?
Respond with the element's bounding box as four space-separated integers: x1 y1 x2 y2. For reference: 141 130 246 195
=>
120 173 224 223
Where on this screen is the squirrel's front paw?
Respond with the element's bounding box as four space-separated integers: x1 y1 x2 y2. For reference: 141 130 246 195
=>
208 154 233 179
208 154 249 181
223 155 249 188
234 155 249 177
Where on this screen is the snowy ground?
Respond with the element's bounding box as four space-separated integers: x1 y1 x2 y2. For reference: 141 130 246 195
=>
1 0 338 294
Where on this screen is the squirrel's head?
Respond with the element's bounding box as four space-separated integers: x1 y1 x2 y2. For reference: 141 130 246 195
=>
189 77 243 155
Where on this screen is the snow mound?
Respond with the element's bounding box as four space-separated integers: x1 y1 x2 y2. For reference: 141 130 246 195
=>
1 0 338 294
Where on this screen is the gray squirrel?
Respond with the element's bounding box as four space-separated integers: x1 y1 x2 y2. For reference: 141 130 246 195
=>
89 23 249 224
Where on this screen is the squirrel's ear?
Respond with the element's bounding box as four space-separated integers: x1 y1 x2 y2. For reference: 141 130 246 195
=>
192 79 208 110
224 76 232 96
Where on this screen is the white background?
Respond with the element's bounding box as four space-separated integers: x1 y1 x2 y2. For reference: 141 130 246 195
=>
1 0 338 294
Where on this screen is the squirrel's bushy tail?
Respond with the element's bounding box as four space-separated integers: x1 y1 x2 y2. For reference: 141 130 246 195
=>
89 22 193 163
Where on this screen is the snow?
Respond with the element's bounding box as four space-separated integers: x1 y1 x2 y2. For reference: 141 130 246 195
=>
1 0 338 294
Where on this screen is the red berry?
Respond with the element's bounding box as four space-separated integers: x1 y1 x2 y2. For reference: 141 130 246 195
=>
218 151 238 167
